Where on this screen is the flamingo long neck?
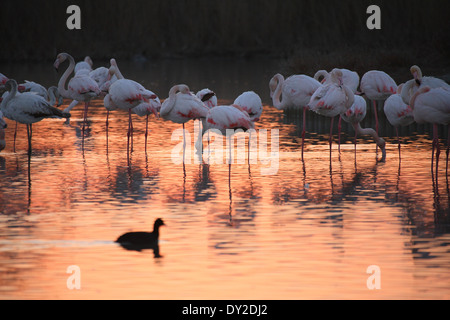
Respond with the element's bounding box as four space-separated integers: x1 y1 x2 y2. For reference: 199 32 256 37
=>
1 80 18 108
352 122 386 160
110 59 125 80
314 70 329 83
342 84 355 109
57 54 75 99
272 75 285 110
409 87 427 111
161 85 181 117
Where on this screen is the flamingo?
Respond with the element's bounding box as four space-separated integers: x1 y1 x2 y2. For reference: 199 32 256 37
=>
340 95 386 161
410 86 450 173
401 65 450 105
196 89 217 108
0 110 6 152
233 91 263 122
314 68 360 94
54 53 100 138
74 56 93 74
133 99 161 152
383 84 415 157
161 84 210 158
308 69 355 155
201 104 254 164
360 70 398 135
269 73 321 159
0 79 70 154
103 61 158 162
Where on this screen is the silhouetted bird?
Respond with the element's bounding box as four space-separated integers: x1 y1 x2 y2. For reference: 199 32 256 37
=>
116 218 165 255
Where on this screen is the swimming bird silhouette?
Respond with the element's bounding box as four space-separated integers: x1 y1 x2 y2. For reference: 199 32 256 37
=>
116 218 165 254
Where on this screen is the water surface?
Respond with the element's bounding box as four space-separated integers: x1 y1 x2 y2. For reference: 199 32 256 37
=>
0 59 449 300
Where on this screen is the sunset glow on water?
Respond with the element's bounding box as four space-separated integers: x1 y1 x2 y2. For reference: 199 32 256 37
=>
0 61 449 300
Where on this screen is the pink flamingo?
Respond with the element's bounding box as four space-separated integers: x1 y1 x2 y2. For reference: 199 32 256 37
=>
401 65 450 105
314 68 360 94
383 84 415 157
54 53 100 138
103 63 158 163
233 91 263 122
133 99 161 152
410 86 450 173
269 73 321 159
74 56 93 74
360 70 398 135
308 69 355 155
161 84 210 157
0 79 70 154
196 89 217 108
341 95 386 161
315 68 360 152
201 104 254 164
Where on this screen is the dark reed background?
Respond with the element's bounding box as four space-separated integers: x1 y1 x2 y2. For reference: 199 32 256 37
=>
1 0 450 80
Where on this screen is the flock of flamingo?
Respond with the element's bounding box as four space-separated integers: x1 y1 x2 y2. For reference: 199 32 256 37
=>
0 53 449 173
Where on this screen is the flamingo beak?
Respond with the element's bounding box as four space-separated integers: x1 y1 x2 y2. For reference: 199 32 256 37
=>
53 59 60 71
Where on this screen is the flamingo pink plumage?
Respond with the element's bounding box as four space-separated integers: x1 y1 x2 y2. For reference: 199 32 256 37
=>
410 86 450 173
401 65 450 105
360 70 397 135
233 91 263 122
384 84 415 157
103 61 158 162
54 53 100 139
0 79 70 154
314 68 360 94
308 69 355 155
269 73 321 159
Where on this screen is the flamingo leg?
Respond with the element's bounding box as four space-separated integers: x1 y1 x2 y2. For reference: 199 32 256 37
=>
127 109 132 164
13 122 17 153
82 102 89 136
106 110 109 151
26 124 32 156
396 126 401 161
329 116 334 155
301 107 306 160
145 114 149 153
446 125 449 176
434 124 440 176
372 100 379 135
338 115 342 154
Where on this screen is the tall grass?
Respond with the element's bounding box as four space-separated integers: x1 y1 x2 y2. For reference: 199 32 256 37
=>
1 0 449 67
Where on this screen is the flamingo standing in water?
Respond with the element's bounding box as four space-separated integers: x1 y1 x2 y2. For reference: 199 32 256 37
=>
0 110 6 152
315 68 360 152
401 65 450 105
360 70 397 135
384 84 415 158
308 69 355 155
340 95 386 161
161 84 210 159
103 62 158 163
133 99 161 152
54 53 100 139
269 73 321 159
0 79 70 154
410 86 450 174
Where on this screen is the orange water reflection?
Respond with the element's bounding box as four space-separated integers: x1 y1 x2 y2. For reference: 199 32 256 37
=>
0 85 449 299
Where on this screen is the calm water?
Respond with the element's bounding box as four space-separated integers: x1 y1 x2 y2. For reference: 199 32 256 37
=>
0 59 449 300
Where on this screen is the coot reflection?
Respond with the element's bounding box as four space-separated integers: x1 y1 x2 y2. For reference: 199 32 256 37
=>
116 218 165 256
